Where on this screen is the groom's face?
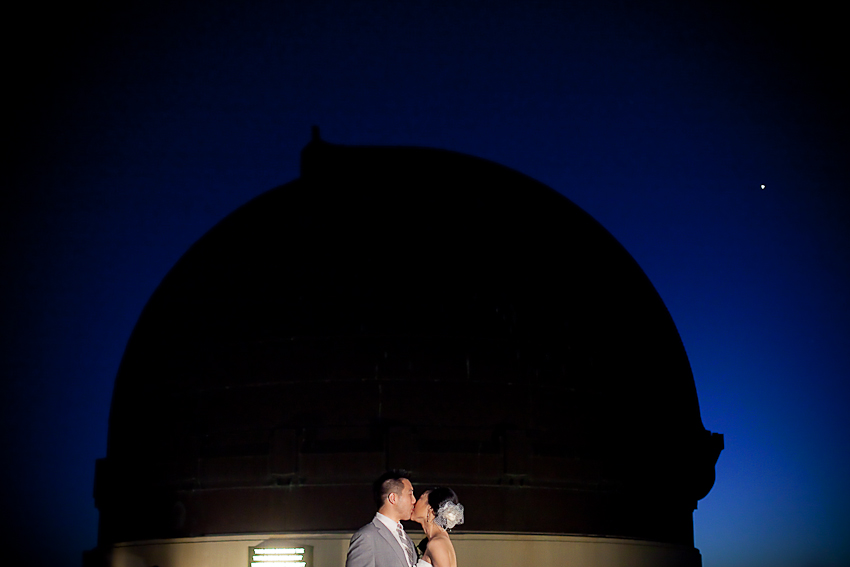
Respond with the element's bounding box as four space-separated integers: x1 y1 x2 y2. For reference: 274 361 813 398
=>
394 478 416 521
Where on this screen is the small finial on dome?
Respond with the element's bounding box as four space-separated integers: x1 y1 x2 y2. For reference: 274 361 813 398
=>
311 125 321 141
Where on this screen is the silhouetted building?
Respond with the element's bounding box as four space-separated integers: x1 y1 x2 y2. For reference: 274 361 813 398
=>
89 131 722 566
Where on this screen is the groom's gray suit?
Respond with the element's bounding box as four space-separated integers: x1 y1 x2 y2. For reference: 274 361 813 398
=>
346 516 411 567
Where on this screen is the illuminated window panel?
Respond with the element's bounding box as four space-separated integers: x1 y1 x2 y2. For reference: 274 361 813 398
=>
249 545 313 567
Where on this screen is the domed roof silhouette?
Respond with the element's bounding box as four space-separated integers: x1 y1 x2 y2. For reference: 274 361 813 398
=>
96 131 722 547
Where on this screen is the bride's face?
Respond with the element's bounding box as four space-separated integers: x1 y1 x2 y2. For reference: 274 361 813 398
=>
411 491 431 523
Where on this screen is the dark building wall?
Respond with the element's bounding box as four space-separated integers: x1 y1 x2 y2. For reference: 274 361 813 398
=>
95 138 722 546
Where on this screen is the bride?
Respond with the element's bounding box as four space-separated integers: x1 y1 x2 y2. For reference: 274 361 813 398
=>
411 487 464 567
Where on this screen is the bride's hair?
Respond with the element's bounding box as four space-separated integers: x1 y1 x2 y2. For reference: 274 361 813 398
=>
426 486 464 530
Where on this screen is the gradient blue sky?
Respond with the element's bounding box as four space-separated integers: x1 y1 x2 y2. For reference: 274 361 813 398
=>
4 1 847 566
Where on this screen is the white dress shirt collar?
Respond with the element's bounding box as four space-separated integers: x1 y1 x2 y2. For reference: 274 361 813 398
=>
375 512 402 536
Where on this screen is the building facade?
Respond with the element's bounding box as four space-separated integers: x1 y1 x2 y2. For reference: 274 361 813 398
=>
88 131 723 566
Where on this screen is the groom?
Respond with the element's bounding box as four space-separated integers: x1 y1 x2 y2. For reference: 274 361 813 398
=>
346 470 419 567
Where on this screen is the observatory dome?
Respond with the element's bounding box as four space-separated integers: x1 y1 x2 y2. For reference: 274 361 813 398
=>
95 134 722 548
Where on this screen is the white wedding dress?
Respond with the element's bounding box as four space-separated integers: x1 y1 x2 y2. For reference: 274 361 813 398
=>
415 561 432 567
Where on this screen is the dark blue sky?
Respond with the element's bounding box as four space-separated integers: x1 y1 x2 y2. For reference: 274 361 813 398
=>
4 1 847 566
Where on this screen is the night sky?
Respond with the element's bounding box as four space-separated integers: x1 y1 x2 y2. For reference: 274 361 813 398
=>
4 1 847 566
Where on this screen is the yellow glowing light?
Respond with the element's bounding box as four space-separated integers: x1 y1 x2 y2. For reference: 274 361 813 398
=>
250 544 311 567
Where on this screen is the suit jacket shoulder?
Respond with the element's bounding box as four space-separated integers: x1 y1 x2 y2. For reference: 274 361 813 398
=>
346 518 408 567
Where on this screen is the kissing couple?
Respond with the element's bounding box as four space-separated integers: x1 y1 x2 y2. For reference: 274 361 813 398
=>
346 470 465 567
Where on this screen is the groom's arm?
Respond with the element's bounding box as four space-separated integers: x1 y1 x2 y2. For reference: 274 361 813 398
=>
346 528 376 567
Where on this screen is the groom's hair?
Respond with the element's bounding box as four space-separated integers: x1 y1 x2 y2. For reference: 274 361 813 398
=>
372 469 410 509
